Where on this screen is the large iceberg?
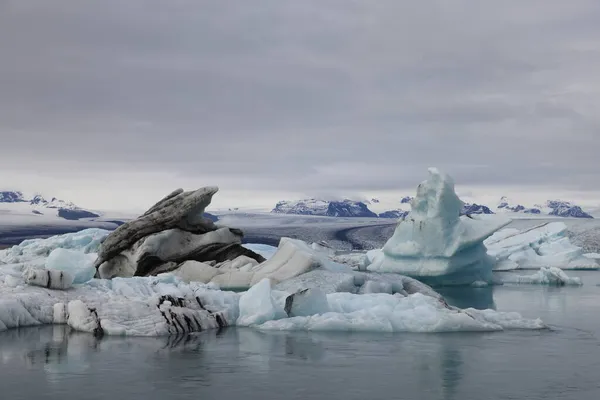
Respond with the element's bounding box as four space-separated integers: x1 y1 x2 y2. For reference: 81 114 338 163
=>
367 168 509 285
0 229 546 336
485 222 599 270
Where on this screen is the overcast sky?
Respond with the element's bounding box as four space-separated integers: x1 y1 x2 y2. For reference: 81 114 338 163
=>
1 1 600 212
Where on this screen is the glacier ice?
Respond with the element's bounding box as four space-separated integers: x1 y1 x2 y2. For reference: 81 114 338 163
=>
500 267 582 286
257 291 544 333
367 168 509 285
237 278 281 326
46 248 97 284
0 229 547 335
284 288 330 317
485 222 599 270
23 267 74 290
0 228 109 265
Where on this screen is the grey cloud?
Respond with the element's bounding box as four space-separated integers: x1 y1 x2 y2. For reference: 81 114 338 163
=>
1 0 600 208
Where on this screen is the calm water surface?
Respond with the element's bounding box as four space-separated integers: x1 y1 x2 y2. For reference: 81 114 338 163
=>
2 271 600 400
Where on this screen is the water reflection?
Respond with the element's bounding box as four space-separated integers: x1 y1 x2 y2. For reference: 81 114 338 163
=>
0 325 474 400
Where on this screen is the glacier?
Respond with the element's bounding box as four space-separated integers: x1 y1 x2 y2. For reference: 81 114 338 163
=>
366 168 510 285
0 227 546 336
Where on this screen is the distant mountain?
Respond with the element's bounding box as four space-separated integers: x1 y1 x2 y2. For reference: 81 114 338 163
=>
497 196 540 214
378 210 409 219
545 200 593 218
497 197 593 218
271 195 594 219
0 191 26 203
272 199 377 218
0 191 100 220
400 196 414 204
461 203 494 215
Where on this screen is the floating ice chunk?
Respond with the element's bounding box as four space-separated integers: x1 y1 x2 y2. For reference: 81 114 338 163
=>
485 222 598 270
367 168 509 285
256 292 545 333
23 268 73 290
237 278 282 326
45 248 97 284
500 267 582 286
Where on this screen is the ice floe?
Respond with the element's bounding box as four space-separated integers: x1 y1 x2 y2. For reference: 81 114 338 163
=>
0 232 547 336
485 222 599 270
500 267 582 286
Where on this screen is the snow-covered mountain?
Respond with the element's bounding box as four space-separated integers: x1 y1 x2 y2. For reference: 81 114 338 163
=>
0 190 100 221
461 203 494 215
272 199 378 218
271 196 595 219
497 196 593 218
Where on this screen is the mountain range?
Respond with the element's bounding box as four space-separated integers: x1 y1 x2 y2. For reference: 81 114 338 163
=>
0 191 100 220
270 196 594 219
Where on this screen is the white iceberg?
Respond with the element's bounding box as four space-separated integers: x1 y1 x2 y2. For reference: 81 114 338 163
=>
485 222 599 270
500 267 582 286
367 168 509 285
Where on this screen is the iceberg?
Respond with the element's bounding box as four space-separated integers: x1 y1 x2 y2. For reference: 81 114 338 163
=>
367 168 510 285
0 228 109 265
485 222 599 270
0 229 546 335
500 267 582 286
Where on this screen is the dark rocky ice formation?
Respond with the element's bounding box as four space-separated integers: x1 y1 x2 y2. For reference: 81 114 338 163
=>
94 187 265 279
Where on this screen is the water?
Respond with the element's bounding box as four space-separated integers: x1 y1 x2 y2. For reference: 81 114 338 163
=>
2 271 600 400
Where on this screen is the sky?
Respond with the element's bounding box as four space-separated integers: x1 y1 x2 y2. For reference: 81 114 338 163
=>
1 0 600 212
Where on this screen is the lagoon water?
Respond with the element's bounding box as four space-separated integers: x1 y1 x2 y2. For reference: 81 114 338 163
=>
1 271 600 400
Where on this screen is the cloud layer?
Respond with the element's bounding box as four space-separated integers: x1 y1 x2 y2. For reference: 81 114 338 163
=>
1 1 600 210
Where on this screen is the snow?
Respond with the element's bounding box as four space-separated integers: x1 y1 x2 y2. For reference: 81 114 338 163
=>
485 222 599 270
367 168 510 285
0 229 546 336
500 267 582 286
